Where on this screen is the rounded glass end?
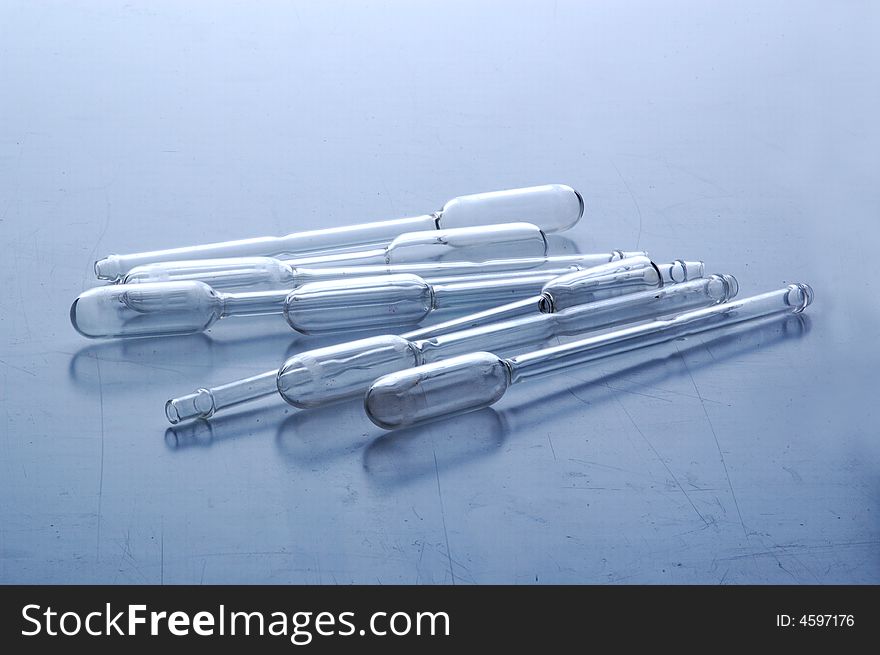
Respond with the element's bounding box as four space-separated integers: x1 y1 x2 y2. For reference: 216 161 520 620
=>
365 352 510 430
705 274 740 302
721 274 739 299
787 283 814 313
70 281 222 339
439 184 584 233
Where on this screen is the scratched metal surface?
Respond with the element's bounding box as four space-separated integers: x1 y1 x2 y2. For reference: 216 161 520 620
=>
1 1 878 584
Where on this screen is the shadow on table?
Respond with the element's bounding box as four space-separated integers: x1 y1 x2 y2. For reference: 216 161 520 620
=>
67 314 490 394
164 401 294 450
361 408 508 488
274 399 506 475
360 313 811 489
275 399 381 464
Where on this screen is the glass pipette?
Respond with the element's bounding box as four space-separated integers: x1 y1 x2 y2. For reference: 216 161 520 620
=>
116 221 554 287
400 258 704 341
364 283 814 429
94 184 584 281
72 270 565 340
164 260 709 423
121 250 646 291
72 255 676 339
240 221 552 268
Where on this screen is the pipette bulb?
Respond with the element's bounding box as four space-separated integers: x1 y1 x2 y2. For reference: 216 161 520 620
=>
439 184 584 233
70 281 223 339
364 352 511 430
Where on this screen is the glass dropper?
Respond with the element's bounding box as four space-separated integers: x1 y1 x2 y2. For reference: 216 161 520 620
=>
121 250 645 291
255 221 552 268
72 270 563 340
399 258 704 341
71 255 679 339
163 259 708 423
115 221 553 287
94 184 585 281
364 283 814 429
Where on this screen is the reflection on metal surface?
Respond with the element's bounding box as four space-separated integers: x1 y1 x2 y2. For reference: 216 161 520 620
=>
68 326 299 391
360 314 810 488
67 319 377 392
363 409 507 488
500 313 811 433
165 403 293 450
275 400 379 465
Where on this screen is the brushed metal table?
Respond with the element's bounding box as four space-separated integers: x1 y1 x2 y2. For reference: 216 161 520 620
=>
1 0 877 584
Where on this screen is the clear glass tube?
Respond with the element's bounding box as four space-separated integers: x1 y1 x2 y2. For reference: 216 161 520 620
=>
416 274 738 363
404 256 703 340
74 255 680 339
94 184 584 280
163 266 720 423
165 371 279 425
364 283 814 429
120 250 647 291
284 222 549 268
489 312 811 443
71 269 565 339
538 259 704 311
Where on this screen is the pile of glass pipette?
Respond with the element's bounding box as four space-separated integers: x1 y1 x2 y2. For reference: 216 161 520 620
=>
73 183 813 431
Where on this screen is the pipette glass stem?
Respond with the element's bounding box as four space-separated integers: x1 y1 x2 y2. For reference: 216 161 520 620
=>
165 371 279 424
220 290 290 317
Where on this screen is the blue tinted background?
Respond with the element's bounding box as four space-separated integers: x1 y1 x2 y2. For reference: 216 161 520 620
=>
1 0 878 583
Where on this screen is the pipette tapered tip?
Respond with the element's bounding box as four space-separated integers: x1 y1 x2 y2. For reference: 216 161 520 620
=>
721 274 739 298
165 390 216 424
165 400 183 424
788 283 814 312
